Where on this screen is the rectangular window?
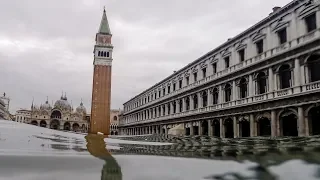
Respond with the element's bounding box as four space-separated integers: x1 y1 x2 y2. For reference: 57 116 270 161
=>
212 63 217 74
202 68 207 78
278 28 287 44
238 49 245 62
305 13 317 33
173 83 176 91
186 76 189 85
162 89 165 96
158 91 161 98
256 39 264 54
179 80 182 89
168 86 171 94
224 56 230 68
193 73 197 82
154 93 157 99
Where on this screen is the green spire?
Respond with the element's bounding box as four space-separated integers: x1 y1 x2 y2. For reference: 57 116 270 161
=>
98 7 111 35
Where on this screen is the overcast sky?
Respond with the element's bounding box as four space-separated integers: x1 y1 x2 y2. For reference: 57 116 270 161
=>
0 0 291 113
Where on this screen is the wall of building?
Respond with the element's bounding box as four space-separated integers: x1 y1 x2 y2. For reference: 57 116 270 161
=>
119 0 320 137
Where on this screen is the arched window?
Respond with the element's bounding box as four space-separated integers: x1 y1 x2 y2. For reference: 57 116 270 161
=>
104 52 107 57
307 54 320 82
224 84 232 102
98 51 101 56
167 103 171 114
113 116 117 121
107 52 110 57
173 101 176 114
179 99 183 112
239 78 248 99
257 72 267 94
192 94 198 109
212 88 219 104
279 64 291 89
202 91 208 107
186 97 190 110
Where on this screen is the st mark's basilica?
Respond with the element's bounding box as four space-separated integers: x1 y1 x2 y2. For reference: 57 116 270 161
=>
16 93 90 132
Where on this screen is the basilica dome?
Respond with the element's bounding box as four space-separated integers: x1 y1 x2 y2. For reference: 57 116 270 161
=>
76 102 87 115
54 95 71 111
40 100 52 111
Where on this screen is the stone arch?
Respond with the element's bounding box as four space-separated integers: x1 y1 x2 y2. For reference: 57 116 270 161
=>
72 123 80 132
238 115 250 137
256 113 271 137
50 110 62 119
223 118 234 138
255 71 268 94
201 90 208 107
224 83 232 102
201 120 208 135
306 104 320 135
211 87 219 104
64 122 71 131
278 64 292 89
50 119 60 130
211 119 220 137
31 120 38 126
239 78 248 99
278 109 298 136
305 52 320 82
39 120 47 128
111 131 114 135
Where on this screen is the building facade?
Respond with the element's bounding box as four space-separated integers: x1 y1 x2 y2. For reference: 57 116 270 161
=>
119 0 320 138
0 93 10 120
17 94 89 132
90 8 113 135
110 109 120 135
15 109 31 123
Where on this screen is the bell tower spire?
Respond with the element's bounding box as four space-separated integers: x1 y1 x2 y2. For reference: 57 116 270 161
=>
90 7 113 135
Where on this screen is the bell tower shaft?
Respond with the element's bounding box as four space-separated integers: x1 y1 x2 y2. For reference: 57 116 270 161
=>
90 8 113 135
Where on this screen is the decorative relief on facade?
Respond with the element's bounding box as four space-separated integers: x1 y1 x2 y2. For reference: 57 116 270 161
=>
298 0 319 19
200 62 207 69
252 30 266 43
221 48 231 57
272 17 291 32
184 71 190 77
191 66 198 73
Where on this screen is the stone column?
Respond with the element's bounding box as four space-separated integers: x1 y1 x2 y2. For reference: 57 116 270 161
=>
298 106 305 136
198 121 203 135
233 117 238 138
198 93 202 108
164 125 168 135
190 123 194 135
232 81 237 101
182 98 186 112
268 67 274 93
219 85 223 104
208 120 213 136
176 100 180 113
220 118 224 138
153 108 156 118
250 114 255 137
248 74 253 97
190 95 194 110
294 58 301 93
271 110 277 137
165 104 168 115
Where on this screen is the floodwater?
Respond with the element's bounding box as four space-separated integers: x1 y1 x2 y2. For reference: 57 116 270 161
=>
1 120 320 179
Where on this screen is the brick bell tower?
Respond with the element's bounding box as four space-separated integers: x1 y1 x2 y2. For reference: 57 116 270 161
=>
90 7 113 135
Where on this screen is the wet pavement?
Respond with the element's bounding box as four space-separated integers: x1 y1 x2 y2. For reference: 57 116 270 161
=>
1 120 320 179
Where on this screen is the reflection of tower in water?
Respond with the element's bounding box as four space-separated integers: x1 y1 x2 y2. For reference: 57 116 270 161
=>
85 134 122 180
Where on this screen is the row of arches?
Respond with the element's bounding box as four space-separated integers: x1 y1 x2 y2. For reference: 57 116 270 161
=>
184 105 320 137
97 51 110 57
30 120 87 132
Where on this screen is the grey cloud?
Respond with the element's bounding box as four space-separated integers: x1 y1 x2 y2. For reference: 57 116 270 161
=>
0 0 292 113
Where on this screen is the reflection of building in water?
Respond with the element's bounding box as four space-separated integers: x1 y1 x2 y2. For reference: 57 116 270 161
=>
15 93 89 132
119 1 320 138
85 134 122 180
110 109 120 135
0 93 10 120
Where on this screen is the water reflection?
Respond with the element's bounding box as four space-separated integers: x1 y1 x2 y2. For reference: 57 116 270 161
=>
85 134 122 180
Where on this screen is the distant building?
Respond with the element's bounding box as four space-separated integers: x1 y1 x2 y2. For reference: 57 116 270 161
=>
110 109 120 135
16 93 89 132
